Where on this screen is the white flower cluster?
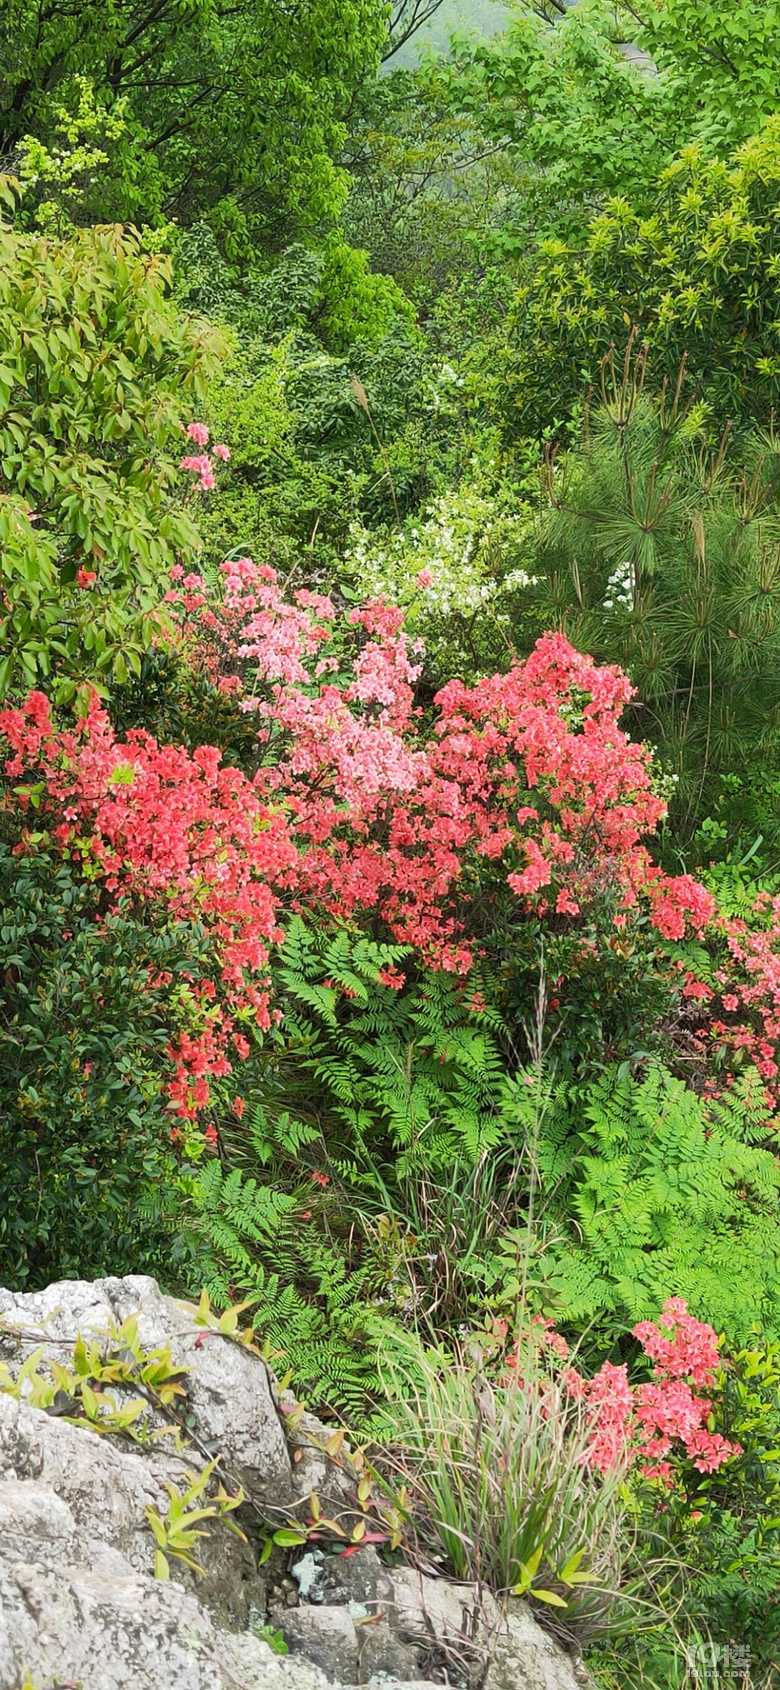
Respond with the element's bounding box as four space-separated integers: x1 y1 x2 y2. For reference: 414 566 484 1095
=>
424 362 467 414
504 566 539 592
603 559 634 613
346 486 536 623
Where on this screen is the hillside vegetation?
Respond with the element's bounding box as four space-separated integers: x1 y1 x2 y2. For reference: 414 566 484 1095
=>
4 1 780 1683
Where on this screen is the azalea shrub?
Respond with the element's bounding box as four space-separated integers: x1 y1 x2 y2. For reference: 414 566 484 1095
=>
578 1318 780 1679
574 1298 739 1483
678 894 780 1105
0 561 721 1130
172 554 713 949
657 1330 780 1674
480 1299 739 1482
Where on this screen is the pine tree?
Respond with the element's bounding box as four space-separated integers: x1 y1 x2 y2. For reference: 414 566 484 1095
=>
534 348 780 840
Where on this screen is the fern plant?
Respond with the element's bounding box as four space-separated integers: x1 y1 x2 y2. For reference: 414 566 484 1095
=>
275 916 510 1173
186 1155 388 1420
529 1060 780 1344
186 917 529 1418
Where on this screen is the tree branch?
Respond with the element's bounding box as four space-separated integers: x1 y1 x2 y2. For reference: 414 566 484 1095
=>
382 0 447 62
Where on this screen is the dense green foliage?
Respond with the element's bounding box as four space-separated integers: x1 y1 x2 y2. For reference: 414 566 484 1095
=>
429 3 681 244
537 1063 780 1341
9 0 780 1682
0 0 389 249
188 919 523 1415
0 840 190 1285
0 193 215 701
635 0 780 147
498 120 780 442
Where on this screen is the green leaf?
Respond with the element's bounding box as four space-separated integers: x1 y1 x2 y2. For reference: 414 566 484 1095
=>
145 1511 169 1549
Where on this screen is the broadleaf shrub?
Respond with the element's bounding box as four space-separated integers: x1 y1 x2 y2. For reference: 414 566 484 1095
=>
498 118 780 441
0 189 218 701
0 840 195 1287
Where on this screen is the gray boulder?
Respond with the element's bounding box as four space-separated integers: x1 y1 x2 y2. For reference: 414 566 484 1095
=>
381 1564 586 1690
0 1275 586 1690
0 1273 293 1503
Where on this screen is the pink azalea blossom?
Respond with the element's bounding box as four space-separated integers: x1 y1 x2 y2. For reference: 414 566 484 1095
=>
568 1300 739 1481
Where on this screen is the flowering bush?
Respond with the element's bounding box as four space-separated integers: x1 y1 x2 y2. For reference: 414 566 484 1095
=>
180 423 231 492
345 484 535 620
0 562 721 1121
486 1300 739 1484
569 1299 739 1482
657 1328 780 1675
0 689 294 1119
679 894 780 1104
170 555 715 950
343 483 542 682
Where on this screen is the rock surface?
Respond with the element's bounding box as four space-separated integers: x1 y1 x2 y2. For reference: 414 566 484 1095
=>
0 1273 292 1502
0 1275 585 1690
